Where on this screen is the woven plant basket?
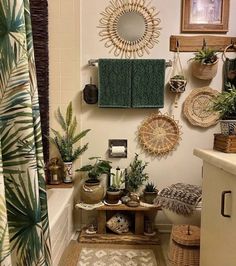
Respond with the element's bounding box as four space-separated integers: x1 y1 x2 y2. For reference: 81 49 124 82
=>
192 59 218 80
168 225 200 266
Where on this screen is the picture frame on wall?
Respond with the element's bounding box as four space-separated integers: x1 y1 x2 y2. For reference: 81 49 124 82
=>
181 0 229 33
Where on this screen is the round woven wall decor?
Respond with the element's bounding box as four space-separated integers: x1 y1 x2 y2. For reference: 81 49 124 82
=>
138 113 182 157
183 87 220 128
98 0 161 58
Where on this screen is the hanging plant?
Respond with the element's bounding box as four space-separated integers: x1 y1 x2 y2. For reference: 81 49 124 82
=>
169 43 187 107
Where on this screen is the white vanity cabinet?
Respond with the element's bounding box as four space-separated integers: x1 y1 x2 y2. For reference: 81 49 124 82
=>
194 149 236 266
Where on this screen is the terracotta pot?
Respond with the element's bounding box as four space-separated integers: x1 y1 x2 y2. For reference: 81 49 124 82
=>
106 190 121 204
80 180 104 204
143 191 158 204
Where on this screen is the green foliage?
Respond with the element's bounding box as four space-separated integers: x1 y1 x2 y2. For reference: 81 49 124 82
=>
144 182 157 192
76 157 112 180
212 84 236 119
48 102 90 162
189 48 218 64
107 185 120 192
171 75 185 80
125 153 149 192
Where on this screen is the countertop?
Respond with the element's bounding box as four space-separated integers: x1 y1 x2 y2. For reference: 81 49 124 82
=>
193 149 236 176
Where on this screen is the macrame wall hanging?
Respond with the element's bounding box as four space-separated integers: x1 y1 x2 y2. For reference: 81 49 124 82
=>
169 42 187 108
98 0 161 58
138 113 182 157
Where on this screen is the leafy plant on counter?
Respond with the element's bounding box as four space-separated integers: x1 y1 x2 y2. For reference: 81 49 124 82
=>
144 182 157 192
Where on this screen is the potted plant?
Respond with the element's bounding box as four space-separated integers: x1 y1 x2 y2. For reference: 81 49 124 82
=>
189 47 218 80
169 74 187 93
212 83 236 135
48 102 90 183
143 182 158 204
106 168 125 204
125 153 149 193
77 157 112 204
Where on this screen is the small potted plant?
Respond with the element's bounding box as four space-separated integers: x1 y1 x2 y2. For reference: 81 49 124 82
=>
211 83 236 135
48 102 90 183
106 168 125 204
143 182 158 204
125 153 149 193
169 74 187 93
189 47 218 80
76 157 112 204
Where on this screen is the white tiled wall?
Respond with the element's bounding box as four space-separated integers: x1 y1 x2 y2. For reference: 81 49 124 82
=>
48 0 81 165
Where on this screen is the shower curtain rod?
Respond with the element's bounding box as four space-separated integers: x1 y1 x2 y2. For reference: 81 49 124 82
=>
88 59 172 67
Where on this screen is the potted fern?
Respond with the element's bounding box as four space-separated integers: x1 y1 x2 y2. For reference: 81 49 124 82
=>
189 47 218 80
143 182 158 204
48 102 90 183
212 83 236 135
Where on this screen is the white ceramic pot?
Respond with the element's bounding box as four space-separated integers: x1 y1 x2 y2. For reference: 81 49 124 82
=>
63 161 73 183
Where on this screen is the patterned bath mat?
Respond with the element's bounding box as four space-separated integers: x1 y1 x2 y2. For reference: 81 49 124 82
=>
77 244 165 266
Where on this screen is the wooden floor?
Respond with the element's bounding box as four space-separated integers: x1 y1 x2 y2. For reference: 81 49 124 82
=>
58 232 170 266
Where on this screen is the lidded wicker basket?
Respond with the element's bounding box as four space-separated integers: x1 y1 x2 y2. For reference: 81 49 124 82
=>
168 225 200 266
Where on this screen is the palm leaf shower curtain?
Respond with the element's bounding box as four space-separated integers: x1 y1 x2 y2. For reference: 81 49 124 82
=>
0 0 51 265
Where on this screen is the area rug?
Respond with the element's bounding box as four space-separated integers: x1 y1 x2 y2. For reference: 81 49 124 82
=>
76 244 165 266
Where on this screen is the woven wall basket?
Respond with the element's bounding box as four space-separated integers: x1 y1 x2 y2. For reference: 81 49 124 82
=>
191 59 218 80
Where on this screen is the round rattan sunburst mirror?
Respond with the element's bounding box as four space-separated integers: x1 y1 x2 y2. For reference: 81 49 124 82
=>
138 113 182 157
98 0 161 58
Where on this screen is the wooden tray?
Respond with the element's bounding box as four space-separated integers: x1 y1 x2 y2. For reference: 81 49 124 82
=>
213 134 236 153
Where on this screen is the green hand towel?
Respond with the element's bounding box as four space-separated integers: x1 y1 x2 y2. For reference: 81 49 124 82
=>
98 59 132 108
131 59 165 108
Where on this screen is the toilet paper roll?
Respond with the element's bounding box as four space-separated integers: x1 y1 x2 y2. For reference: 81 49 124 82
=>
111 146 126 155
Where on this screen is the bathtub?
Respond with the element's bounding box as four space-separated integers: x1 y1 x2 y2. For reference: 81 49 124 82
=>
47 188 74 266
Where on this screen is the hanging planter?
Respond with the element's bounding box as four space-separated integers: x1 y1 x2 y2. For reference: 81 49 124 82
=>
191 59 218 80
189 46 219 80
169 43 187 107
169 75 187 93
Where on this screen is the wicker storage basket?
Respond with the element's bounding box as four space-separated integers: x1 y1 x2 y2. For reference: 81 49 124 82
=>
191 60 218 80
214 133 236 153
168 225 200 266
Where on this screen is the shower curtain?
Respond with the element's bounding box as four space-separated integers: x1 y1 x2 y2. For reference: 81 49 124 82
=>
0 0 51 265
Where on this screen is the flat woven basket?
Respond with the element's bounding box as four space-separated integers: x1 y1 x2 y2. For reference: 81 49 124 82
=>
168 225 200 266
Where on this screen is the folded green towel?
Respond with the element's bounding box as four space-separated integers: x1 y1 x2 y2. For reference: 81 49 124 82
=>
98 59 132 108
131 59 165 108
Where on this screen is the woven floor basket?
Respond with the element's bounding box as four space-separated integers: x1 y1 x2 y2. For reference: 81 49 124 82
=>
191 60 218 80
168 225 200 266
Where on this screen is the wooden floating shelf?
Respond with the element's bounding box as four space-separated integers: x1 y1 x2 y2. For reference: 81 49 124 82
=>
170 35 236 52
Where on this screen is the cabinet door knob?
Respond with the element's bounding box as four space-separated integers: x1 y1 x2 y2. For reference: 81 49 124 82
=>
221 190 232 218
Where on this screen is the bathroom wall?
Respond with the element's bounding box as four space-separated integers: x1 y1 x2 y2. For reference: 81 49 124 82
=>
49 0 236 228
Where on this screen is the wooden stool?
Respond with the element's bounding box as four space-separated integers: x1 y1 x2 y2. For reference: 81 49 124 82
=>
168 224 200 266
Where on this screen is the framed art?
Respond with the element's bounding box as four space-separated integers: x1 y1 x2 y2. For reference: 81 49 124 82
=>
181 0 229 33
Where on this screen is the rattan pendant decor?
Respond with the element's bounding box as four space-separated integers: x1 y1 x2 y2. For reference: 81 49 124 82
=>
183 87 220 128
138 113 182 157
98 0 161 58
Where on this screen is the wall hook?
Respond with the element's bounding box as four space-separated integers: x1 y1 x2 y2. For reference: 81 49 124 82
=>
202 38 207 49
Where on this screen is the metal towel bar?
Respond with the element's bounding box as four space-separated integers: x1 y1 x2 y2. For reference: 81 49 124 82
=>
88 59 172 67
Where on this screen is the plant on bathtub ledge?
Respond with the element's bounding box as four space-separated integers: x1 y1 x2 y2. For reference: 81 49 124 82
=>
48 102 90 183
